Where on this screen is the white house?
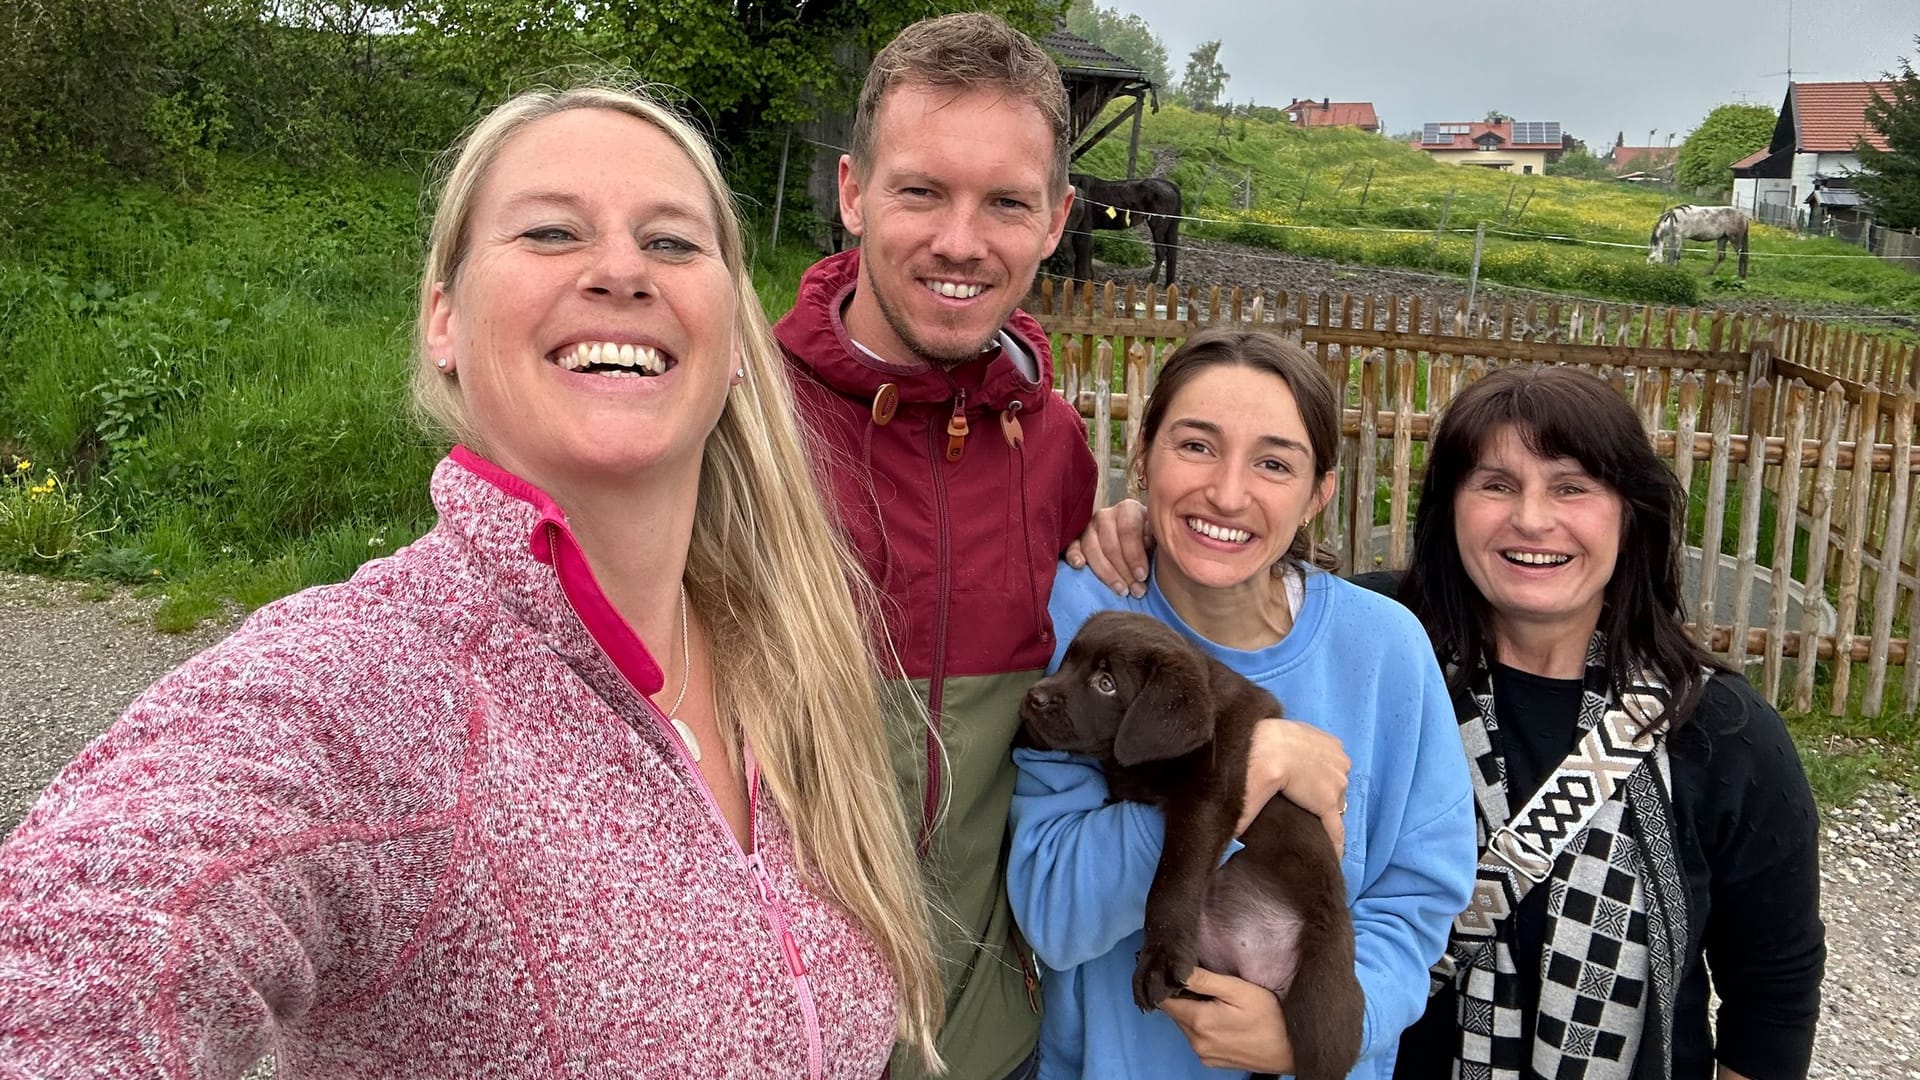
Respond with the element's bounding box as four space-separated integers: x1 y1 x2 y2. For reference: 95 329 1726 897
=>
1731 81 1891 227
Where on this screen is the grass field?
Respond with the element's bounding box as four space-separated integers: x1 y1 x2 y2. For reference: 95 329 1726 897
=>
1070 105 1920 312
0 163 825 629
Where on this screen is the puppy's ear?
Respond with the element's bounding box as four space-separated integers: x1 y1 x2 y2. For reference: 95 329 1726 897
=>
1113 648 1213 766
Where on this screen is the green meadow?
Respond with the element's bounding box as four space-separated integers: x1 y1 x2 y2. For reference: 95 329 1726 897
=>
1072 104 1920 312
0 163 825 629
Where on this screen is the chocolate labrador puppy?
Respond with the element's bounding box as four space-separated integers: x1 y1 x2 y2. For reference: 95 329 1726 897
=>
1019 610 1362 1080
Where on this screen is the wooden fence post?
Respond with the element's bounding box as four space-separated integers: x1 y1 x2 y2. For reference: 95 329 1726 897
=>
1671 372 1702 501
1863 388 1915 715
1742 323 1775 434
1389 353 1416 570
1728 377 1773 669
1123 342 1148 498
1696 375 1736 654
1765 381 1810 702
1349 356 1382 573
1796 390 1848 713
1092 340 1115 508
1829 388 1882 714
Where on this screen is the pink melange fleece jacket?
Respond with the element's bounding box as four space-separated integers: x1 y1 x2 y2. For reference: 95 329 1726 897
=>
0 450 897 1079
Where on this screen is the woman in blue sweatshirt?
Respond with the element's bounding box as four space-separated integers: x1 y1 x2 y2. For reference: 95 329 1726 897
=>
1008 328 1476 1080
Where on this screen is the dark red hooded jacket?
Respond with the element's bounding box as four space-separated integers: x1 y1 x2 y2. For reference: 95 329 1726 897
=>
774 249 1097 1080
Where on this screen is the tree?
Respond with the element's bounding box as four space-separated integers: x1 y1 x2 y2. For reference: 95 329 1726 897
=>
1175 39 1228 112
1857 39 1920 229
1064 0 1170 89
1674 103 1776 192
1484 109 1511 123
1545 146 1615 181
408 0 1064 196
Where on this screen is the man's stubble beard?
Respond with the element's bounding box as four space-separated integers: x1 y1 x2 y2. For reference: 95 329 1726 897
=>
868 274 1009 369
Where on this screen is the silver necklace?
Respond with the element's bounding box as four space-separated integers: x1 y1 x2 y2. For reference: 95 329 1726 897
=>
665 584 701 762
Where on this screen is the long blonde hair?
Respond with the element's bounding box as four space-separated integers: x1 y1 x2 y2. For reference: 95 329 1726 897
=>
413 85 944 1070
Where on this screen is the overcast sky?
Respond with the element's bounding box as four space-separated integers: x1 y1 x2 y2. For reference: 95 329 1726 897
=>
1108 0 1913 149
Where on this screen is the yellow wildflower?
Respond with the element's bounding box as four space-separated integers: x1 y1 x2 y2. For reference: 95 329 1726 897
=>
12 460 28 474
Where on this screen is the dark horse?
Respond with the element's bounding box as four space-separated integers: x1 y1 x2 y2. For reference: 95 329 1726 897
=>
1066 173 1183 285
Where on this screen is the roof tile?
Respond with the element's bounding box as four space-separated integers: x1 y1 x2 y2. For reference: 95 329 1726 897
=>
1793 81 1894 152
1283 100 1380 129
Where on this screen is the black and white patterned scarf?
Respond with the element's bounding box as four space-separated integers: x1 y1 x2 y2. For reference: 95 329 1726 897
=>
1434 633 1691 1080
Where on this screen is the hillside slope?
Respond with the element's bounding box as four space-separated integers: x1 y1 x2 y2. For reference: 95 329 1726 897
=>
1070 106 1919 311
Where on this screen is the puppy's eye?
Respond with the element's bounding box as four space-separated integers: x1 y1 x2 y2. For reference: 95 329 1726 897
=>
1092 672 1117 696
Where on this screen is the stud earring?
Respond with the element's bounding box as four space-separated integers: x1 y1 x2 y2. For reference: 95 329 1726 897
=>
435 357 450 371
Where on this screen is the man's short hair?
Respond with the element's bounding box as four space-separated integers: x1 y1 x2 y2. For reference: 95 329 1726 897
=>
849 11 1070 194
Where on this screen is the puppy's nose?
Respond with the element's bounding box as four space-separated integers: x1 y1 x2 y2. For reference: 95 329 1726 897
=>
1022 685 1058 715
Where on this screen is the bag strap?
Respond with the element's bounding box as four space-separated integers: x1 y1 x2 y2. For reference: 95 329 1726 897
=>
1451 687 1668 941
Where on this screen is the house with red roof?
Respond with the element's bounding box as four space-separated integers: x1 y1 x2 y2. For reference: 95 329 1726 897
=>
1603 136 1678 180
1731 81 1892 226
1413 120 1564 175
1284 98 1381 134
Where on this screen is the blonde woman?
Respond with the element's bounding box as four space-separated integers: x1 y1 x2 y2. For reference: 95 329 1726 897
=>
0 86 941 1078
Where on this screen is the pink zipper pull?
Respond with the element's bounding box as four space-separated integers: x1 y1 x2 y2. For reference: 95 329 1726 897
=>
781 929 808 977
747 852 774 905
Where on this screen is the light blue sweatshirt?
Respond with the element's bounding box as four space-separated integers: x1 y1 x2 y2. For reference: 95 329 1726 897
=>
1008 563 1475 1080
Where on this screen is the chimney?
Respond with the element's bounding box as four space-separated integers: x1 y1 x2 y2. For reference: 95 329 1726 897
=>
1323 97 1330 108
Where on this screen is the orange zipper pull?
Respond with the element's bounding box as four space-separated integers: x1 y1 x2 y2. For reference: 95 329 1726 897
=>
945 392 969 462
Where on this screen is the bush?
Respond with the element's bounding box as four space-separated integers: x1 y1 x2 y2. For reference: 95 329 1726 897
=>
0 460 99 570
1371 205 1439 231
1093 232 1153 267
0 168 435 579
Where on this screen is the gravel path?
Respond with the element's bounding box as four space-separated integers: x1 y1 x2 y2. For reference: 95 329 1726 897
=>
0 569 1913 1075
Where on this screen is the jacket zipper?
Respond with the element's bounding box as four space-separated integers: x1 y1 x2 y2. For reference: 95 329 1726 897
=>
918 388 961 856
545 522 827 1080
745 764 826 1080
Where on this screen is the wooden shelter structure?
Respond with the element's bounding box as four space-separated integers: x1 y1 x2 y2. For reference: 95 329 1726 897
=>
1038 25 1158 179
788 24 1160 249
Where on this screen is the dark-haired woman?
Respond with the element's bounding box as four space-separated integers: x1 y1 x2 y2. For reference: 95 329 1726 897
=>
1007 328 1475 1079
1389 365 1823 1080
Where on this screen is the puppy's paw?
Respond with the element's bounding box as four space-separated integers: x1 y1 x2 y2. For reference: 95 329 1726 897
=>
1131 942 1194 1012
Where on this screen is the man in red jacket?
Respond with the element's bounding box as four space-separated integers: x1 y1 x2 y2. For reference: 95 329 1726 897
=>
772 12 1098 1080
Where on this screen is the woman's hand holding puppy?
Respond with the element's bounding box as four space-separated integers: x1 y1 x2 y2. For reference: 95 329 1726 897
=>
1161 967 1295 1074
1240 718 1349 851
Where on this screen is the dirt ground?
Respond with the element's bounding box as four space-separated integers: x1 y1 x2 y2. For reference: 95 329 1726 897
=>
1047 235 1920 335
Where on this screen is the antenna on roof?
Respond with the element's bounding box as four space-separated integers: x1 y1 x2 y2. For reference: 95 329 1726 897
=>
1757 0 1819 81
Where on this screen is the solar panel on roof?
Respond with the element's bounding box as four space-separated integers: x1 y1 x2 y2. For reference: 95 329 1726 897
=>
1511 122 1561 145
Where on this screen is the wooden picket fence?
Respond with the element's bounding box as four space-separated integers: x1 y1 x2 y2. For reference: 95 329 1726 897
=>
1028 279 1920 718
